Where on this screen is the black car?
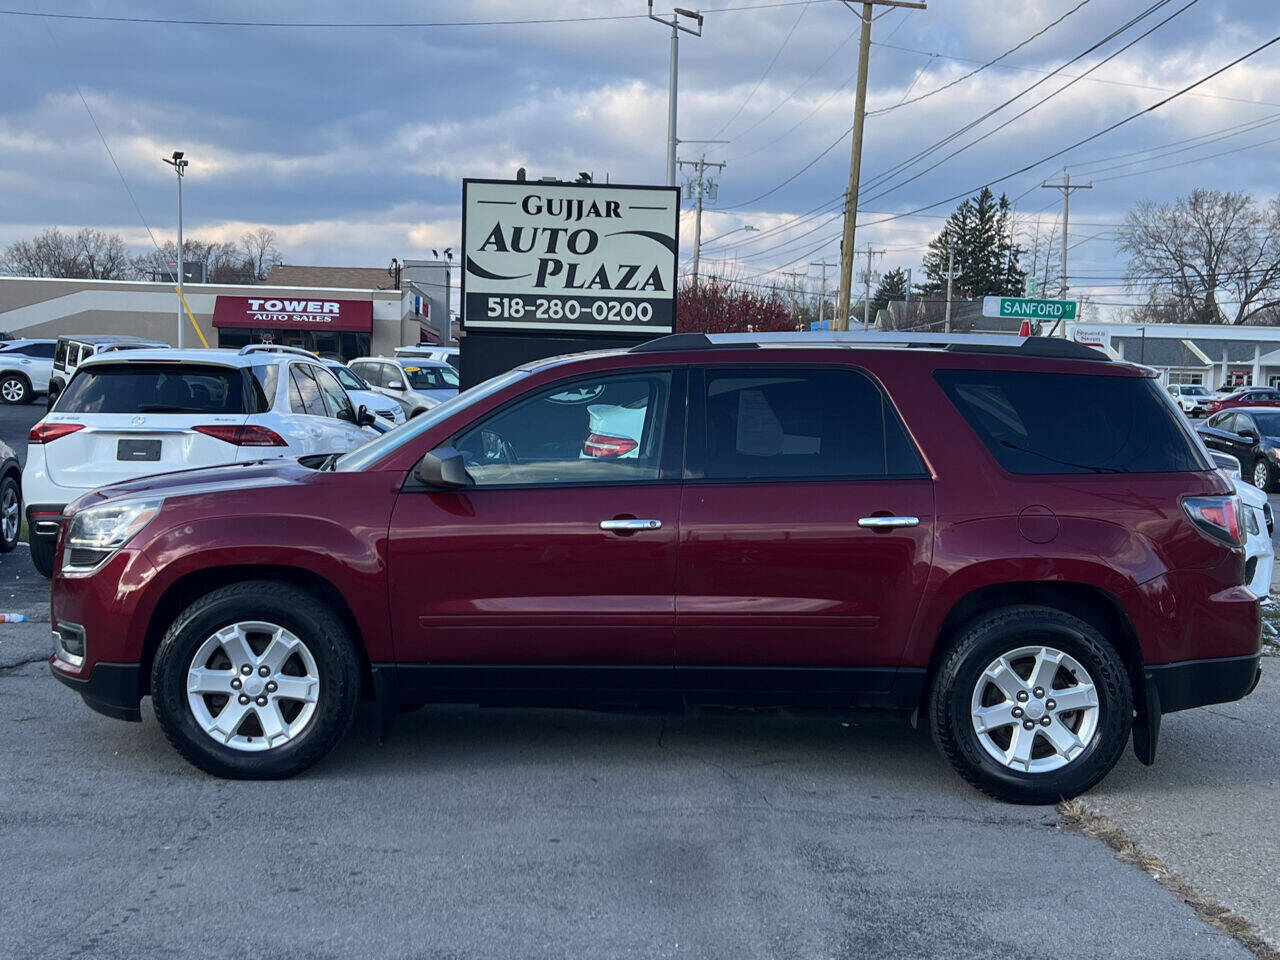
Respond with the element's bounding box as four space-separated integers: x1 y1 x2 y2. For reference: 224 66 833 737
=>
1197 407 1280 491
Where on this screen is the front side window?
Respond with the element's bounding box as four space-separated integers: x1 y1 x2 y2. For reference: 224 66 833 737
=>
310 365 355 421
936 369 1209 475
700 367 923 481
289 365 326 417
454 372 672 486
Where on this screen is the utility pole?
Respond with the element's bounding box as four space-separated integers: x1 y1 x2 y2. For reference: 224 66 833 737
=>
679 155 725 290
835 0 927 332
810 260 836 327
944 240 955 333
860 245 883 330
779 270 805 324
1041 167 1092 300
162 150 188 347
649 3 704 187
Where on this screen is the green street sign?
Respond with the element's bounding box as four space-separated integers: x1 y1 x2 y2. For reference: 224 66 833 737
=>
982 296 1078 321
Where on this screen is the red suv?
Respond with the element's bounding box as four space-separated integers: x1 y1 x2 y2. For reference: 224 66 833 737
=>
47 333 1262 803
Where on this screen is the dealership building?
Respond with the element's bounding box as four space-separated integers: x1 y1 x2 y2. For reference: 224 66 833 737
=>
0 260 454 361
1065 321 1280 389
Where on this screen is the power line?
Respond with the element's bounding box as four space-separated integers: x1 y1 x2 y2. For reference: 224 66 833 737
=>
866 0 1094 117
0 1 841 28
1092 128 1280 183
1067 110 1280 174
711 1 813 140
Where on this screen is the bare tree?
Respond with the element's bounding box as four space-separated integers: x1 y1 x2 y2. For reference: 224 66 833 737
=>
239 228 282 282
1021 216 1061 296
1118 189 1280 325
1 227 133 279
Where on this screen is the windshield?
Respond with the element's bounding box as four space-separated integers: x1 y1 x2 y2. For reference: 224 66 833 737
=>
328 365 367 391
400 364 459 390
1250 413 1280 436
335 368 528 472
1183 386 1208 396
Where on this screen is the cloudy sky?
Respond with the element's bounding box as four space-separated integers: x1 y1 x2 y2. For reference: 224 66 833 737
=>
0 0 1277 315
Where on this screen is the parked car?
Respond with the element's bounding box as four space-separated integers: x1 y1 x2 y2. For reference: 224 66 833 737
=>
0 339 58 405
1204 386 1280 416
1196 407 1280 491
1207 451 1274 602
321 359 404 425
24 346 378 578
0 439 21 554
349 356 459 418
394 344 459 370
47 335 171 409
46 332 1262 803
1166 383 1211 417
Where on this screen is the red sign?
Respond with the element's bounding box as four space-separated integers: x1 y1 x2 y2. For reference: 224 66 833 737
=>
211 296 373 332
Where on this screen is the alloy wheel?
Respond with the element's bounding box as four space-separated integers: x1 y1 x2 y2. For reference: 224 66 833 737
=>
186 621 320 752
1 485 17 543
1 378 25 403
969 644 1100 774
1255 460 1270 489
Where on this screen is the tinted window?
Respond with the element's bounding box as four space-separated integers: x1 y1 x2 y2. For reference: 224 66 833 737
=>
54 340 69 370
289 365 327 417
5 342 55 358
935 370 1208 475
310 365 354 420
249 364 280 409
455 373 671 486
701 367 922 480
54 364 250 414
1250 412 1280 436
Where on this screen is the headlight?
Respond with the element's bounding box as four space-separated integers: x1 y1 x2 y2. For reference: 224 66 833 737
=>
62 497 163 574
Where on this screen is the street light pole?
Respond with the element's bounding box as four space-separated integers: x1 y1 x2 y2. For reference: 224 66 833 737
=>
649 2 704 187
162 150 189 347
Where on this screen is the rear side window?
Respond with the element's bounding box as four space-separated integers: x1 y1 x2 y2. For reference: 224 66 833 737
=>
289 365 327 417
54 364 252 414
53 340 69 370
935 369 1209 475
700 367 924 481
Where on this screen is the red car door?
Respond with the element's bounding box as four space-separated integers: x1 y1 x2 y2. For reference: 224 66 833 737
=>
386 368 686 700
675 365 934 702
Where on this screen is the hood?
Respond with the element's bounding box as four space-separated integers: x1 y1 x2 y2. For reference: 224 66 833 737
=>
68 458 310 513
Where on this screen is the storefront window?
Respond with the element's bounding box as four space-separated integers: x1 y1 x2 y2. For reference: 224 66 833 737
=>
215 328 370 362
1165 370 1205 386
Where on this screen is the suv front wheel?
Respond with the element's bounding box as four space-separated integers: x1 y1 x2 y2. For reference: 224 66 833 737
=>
151 581 361 779
929 606 1132 804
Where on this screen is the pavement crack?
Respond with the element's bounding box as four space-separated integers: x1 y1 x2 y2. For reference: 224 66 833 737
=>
0 654 48 674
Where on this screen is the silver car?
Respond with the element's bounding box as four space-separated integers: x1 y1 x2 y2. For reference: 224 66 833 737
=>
322 360 406 424
349 356 459 419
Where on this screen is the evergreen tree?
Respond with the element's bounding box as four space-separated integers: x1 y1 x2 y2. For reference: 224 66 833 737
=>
871 267 909 312
917 188 1025 298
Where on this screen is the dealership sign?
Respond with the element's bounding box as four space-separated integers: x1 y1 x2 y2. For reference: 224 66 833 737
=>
1071 324 1112 351
461 179 679 333
211 296 373 332
981 296 1078 321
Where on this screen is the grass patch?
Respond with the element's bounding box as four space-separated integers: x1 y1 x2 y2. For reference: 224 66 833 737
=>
1059 800 1279 959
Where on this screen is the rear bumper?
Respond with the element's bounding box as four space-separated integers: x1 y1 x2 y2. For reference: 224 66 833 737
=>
49 658 141 722
1147 652 1262 715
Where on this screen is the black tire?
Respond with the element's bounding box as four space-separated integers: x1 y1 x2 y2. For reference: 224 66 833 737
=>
29 532 55 578
409 408 426 419
1252 458 1276 493
151 581 361 780
45 387 59 411
929 605 1132 805
0 373 29 405
0 474 19 553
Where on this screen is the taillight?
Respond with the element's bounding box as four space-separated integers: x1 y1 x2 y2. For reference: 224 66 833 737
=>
193 424 287 446
582 432 639 458
29 422 84 444
1183 496 1244 546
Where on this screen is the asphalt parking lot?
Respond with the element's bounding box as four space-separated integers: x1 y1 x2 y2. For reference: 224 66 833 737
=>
1 399 1277 958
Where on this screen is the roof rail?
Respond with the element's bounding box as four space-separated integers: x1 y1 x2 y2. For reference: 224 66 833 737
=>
238 344 316 358
629 331 1107 361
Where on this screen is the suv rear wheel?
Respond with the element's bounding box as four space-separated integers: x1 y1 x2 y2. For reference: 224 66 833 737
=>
151 581 361 779
0 373 30 404
929 606 1131 804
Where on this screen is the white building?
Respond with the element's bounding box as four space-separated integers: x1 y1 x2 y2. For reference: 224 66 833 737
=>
1066 321 1280 389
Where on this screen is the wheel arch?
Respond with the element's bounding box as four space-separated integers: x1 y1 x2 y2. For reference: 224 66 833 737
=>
140 564 373 699
0 368 32 392
920 581 1145 720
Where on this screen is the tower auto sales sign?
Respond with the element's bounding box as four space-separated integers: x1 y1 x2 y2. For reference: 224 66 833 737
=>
461 179 679 333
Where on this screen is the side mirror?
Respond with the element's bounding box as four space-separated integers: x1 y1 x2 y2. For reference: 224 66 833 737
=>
416 445 470 488
356 404 376 427
387 379 405 391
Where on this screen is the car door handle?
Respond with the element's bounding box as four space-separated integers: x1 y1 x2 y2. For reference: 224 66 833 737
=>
857 516 920 529
600 518 662 532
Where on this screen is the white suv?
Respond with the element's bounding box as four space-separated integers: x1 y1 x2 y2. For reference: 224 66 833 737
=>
23 345 378 577
0 339 57 404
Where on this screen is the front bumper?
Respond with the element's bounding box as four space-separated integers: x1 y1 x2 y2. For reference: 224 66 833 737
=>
49 659 141 722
